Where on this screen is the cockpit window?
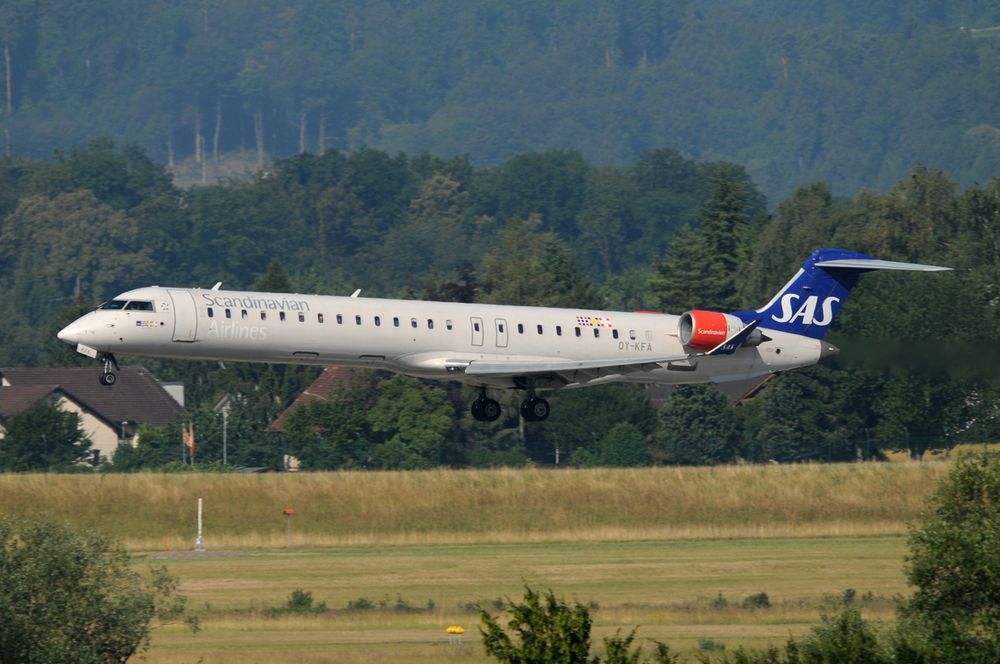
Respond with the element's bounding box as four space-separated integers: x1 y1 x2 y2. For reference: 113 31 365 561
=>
99 300 128 310
124 301 154 311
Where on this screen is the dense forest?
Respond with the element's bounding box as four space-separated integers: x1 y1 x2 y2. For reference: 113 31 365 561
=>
1 1 1000 201
0 141 997 470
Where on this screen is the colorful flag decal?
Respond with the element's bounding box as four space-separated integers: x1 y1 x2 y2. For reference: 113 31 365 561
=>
575 315 613 328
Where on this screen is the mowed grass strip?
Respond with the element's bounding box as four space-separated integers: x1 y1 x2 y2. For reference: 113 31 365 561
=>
0 463 946 549
141 537 908 663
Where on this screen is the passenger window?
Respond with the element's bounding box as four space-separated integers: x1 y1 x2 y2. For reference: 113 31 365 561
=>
207 307 214 318
260 312 266 321
629 330 636 340
225 309 232 319
411 318 418 328
575 327 581 337
474 322 481 332
394 317 400 327
375 316 381 326
498 323 505 333
517 323 524 334
612 329 619 339
355 315 362 325
556 325 562 336
242 309 248 319
317 313 324 323
336 314 343 324
427 319 434 330
280 312 286 321
446 320 453 330
537 324 543 335
594 328 600 338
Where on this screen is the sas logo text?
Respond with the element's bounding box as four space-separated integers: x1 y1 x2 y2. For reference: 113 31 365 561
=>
771 295 840 326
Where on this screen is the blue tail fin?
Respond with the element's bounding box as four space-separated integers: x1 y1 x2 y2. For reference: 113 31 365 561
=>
732 248 950 339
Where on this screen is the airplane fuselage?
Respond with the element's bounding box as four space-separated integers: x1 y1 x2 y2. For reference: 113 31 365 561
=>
58 286 822 390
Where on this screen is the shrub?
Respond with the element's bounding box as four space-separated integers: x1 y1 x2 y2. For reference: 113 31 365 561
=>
0 516 196 662
741 593 771 609
798 605 892 663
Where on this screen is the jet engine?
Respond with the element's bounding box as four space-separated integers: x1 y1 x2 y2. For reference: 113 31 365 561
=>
678 310 763 351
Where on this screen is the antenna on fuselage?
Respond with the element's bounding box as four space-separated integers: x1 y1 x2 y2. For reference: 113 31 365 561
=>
350 289 361 298
211 282 222 291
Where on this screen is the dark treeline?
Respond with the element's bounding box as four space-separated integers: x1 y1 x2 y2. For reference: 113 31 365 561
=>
0 141 998 471
2 2 1000 201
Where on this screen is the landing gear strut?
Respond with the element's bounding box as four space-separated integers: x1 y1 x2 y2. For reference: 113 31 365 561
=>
98 354 119 386
471 389 502 422
519 395 550 422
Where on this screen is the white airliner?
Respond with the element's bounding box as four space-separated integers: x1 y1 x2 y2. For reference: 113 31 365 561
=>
57 248 949 421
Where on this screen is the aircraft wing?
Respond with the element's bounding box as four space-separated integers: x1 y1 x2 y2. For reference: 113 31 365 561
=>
462 320 761 385
462 353 694 387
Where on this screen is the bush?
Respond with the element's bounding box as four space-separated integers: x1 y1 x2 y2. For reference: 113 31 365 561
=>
741 593 771 609
798 605 892 663
0 516 196 662
479 585 673 663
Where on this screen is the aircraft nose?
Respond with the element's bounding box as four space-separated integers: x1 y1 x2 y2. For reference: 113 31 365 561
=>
57 323 81 345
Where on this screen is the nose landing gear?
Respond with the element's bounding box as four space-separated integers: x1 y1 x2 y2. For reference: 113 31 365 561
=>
98 354 119 386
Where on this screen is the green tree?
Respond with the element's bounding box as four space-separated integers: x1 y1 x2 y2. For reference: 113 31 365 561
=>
112 422 185 470
0 516 196 663
895 454 1000 662
654 385 736 465
368 375 454 469
0 400 90 470
282 374 378 471
480 217 601 308
650 164 758 313
597 422 650 467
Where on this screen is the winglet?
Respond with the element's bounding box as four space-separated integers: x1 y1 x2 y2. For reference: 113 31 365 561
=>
705 320 760 356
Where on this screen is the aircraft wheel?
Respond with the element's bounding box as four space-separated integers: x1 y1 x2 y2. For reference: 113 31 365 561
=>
100 372 117 386
472 398 501 422
520 396 550 422
480 398 501 421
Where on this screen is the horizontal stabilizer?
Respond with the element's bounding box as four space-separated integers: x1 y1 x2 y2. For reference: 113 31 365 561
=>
814 258 951 272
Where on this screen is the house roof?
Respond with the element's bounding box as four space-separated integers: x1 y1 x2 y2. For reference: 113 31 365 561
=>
0 385 60 420
0 367 185 432
269 366 355 432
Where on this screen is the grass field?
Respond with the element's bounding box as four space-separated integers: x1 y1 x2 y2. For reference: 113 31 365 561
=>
0 463 946 661
0 463 946 549
141 537 909 663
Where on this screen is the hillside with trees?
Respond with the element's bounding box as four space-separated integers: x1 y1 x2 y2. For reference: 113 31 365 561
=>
0 140 996 470
1 1 1000 201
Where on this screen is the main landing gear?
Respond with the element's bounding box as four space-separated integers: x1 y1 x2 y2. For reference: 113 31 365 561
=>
519 395 550 422
471 389 502 422
470 389 551 423
98 354 119 386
